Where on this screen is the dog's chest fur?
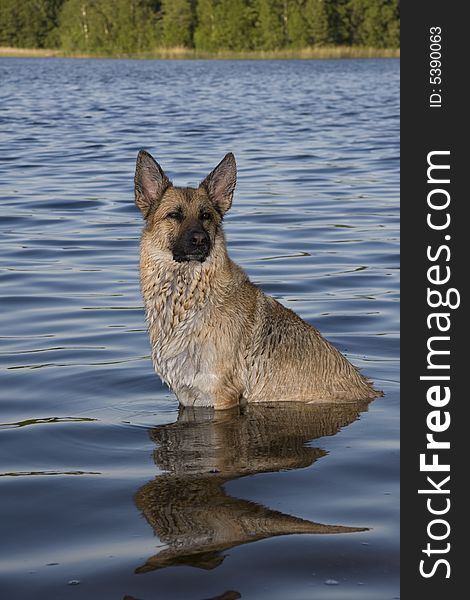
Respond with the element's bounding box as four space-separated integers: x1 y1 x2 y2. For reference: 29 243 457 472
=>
140 251 227 406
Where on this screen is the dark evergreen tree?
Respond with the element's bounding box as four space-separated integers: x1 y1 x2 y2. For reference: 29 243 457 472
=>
285 0 309 48
347 0 400 48
0 0 64 48
193 0 215 50
252 0 286 50
305 0 334 46
160 0 195 47
214 0 256 50
195 0 256 51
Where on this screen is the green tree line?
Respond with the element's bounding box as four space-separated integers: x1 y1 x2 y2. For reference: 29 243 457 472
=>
0 0 399 53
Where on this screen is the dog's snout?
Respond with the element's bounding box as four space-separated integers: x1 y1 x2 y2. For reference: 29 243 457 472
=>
190 230 209 247
172 226 211 262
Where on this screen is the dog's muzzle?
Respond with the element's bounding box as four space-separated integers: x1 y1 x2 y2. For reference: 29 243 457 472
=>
173 227 210 263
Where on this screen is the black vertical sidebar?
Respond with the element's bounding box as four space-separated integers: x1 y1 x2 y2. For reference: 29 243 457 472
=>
401 3 465 598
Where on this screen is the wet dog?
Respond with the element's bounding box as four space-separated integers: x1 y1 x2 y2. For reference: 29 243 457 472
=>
135 151 380 409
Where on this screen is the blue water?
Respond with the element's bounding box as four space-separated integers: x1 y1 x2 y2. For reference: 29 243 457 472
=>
0 58 399 599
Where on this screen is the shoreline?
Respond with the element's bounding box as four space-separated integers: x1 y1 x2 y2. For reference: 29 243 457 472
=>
0 46 400 60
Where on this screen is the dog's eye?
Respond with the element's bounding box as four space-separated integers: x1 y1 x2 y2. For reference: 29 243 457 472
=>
167 211 183 221
200 212 212 221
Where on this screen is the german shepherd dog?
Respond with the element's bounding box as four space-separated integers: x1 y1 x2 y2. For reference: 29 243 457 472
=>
135 151 381 410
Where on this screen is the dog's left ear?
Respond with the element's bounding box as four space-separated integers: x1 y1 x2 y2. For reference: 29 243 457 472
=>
200 153 237 215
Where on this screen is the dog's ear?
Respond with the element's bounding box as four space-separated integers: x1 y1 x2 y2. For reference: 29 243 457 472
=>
200 153 237 216
134 150 171 219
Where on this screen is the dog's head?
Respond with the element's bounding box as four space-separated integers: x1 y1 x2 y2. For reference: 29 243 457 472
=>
134 151 236 264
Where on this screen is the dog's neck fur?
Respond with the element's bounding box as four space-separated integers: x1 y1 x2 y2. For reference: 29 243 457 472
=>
140 233 234 343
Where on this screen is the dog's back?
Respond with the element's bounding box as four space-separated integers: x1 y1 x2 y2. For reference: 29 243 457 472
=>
244 288 377 402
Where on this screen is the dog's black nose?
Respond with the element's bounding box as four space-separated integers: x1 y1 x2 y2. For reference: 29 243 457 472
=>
190 230 209 247
172 227 211 262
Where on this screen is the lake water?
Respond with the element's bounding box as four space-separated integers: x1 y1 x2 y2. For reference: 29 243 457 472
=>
0 58 399 599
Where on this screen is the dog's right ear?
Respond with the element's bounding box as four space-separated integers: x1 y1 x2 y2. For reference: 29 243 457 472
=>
134 150 171 219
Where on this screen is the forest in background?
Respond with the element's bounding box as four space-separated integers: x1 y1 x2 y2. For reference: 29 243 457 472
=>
0 0 399 56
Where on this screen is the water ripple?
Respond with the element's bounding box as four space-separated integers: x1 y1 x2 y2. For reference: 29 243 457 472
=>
0 57 399 600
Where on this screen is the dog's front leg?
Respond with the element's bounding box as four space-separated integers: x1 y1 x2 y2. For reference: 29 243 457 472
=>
213 392 240 410
212 376 243 411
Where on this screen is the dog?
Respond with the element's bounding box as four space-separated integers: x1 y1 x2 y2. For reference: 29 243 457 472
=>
135 150 381 409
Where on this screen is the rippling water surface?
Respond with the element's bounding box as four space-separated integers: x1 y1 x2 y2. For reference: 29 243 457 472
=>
0 58 399 599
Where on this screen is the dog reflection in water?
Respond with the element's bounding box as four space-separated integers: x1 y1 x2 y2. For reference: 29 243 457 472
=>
134 401 369 572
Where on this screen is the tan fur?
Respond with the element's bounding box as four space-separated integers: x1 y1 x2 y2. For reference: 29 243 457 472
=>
135 151 381 410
